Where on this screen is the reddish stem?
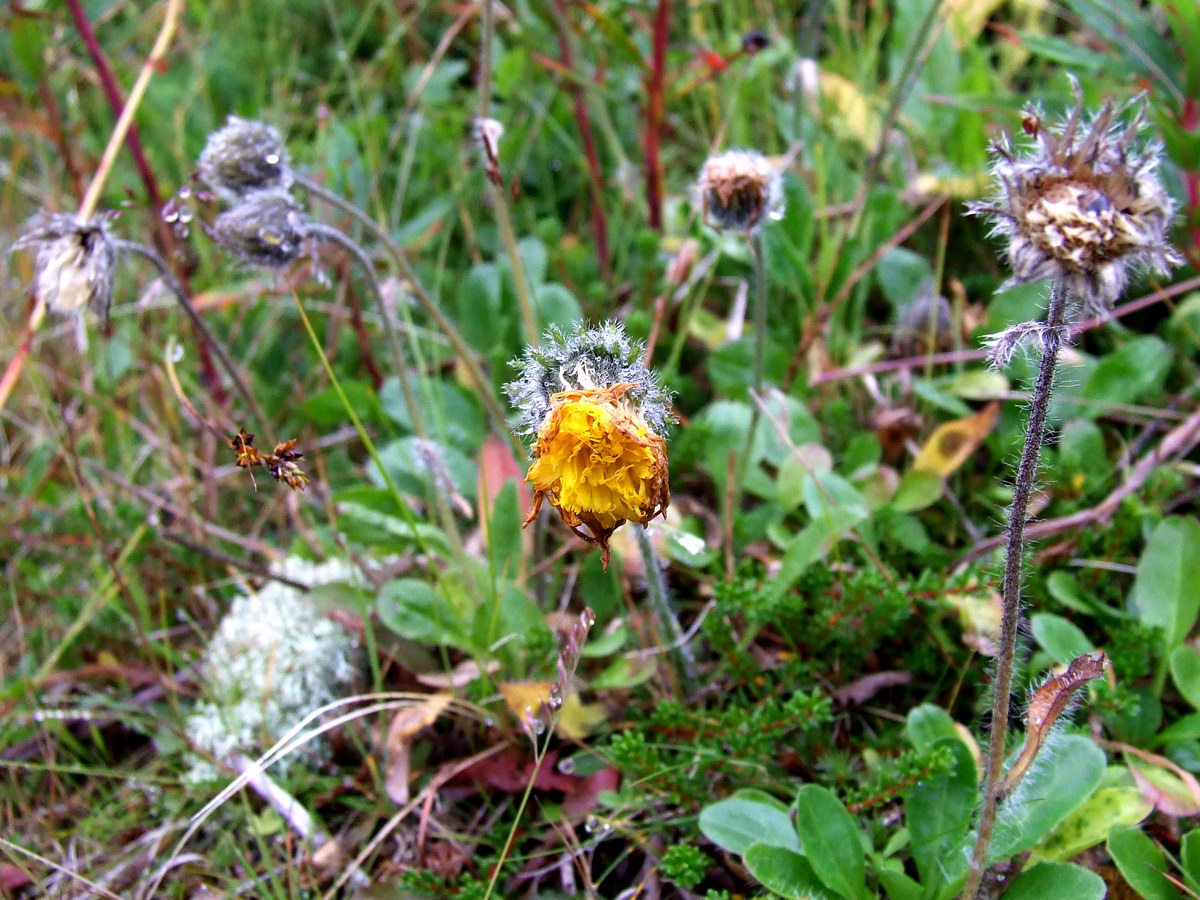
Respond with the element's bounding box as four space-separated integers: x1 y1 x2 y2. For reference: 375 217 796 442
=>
65 0 226 403
344 276 385 389
553 0 611 283
643 0 669 231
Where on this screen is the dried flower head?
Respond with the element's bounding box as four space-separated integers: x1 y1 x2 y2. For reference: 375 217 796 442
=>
13 212 117 320
697 149 783 232
969 76 1182 314
506 322 672 568
198 116 293 204
210 189 308 268
228 428 309 490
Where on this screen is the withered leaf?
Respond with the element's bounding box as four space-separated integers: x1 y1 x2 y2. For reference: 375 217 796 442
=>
999 650 1107 798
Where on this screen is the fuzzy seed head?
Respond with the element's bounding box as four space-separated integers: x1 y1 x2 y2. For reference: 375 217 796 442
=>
697 150 784 232
198 116 293 204
969 77 1182 314
210 189 308 267
14 213 117 320
505 321 672 439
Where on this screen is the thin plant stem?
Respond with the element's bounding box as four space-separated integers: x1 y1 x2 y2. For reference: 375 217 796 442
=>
114 240 269 428
290 294 426 555
635 524 694 690
295 174 515 449
475 0 539 345
0 0 183 415
729 230 769 522
962 279 1070 899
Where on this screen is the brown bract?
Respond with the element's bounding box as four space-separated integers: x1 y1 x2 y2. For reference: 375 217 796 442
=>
698 150 780 232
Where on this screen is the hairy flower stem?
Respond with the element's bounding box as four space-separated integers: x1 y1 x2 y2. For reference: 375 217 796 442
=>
730 231 769 525
635 525 694 691
295 174 515 450
115 240 268 428
962 278 1069 899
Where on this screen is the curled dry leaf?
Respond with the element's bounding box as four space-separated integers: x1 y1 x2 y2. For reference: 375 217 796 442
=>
384 692 453 804
999 650 1107 798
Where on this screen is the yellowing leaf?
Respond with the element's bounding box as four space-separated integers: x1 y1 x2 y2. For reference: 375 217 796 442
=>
947 588 1002 656
500 681 555 723
912 402 999 477
556 693 608 741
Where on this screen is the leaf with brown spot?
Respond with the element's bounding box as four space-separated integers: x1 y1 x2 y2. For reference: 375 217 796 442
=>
912 401 1000 477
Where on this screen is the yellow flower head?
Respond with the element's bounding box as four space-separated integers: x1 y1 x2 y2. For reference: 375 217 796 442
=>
523 382 669 569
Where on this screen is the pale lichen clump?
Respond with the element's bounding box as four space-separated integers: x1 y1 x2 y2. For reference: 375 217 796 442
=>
506 322 672 567
696 149 784 233
184 557 360 782
13 212 117 321
969 77 1182 316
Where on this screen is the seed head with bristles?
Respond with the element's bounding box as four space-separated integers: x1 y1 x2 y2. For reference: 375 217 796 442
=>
697 150 784 233
969 76 1182 315
210 189 309 268
198 116 293 205
13 212 117 321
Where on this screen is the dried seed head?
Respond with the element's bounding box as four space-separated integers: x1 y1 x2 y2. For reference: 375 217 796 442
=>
891 277 953 357
969 76 1182 314
198 116 293 204
505 320 673 440
210 189 308 268
697 149 784 232
13 212 117 320
506 322 673 568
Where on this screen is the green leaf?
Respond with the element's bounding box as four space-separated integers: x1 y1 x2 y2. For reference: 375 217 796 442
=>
471 584 549 661
699 793 801 856
485 480 523 584
1181 828 1200 891
744 844 832 900
1107 825 1178 900
1030 613 1094 666
904 738 977 895
891 470 943 513
904 704 961 754
379 376 484 451
378 578 466 648
1029 787 1153 864
1132 517 1200 651
335 498 450 557
794 785 867 900
1074 335 1172 420
1172 645 1200 710
875 866 923 900
535 283 583 332
989 735 1105 862
1001 862 1105 900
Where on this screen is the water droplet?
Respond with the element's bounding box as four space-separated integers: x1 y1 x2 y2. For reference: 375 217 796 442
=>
171 343 185 362
483 718 496 728
585 816 601 833
547 693 564 710
162 209 179 224
265 153 280 166
581 608 596 628
177 187 192 200
557 757 575 775
178 208 193 224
